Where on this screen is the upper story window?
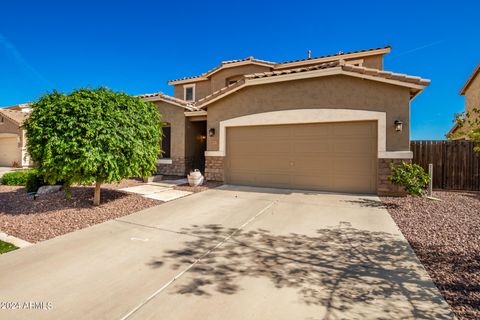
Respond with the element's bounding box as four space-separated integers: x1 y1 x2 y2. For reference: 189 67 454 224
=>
183 84 195 101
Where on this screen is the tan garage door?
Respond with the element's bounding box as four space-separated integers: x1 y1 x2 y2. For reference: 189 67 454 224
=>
225 121 377 194
0 137 19 166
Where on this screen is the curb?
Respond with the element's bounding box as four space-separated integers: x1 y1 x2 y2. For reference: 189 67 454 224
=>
0 231 32 248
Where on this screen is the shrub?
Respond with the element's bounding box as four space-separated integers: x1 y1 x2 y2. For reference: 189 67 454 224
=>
388 162 430 196
1 170 33 186
25 170 46 193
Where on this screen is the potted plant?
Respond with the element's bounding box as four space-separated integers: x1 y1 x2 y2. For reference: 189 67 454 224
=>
187 169 204 186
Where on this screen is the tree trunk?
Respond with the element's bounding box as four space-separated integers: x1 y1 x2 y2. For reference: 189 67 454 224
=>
93 181 101 206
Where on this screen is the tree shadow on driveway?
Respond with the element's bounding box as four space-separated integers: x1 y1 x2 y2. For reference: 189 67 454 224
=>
149 223 454 319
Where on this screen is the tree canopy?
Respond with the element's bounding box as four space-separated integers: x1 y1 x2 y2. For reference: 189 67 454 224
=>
449 107 480 151
23 87 162 204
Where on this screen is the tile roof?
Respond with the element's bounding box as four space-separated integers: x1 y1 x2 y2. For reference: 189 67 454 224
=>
168 46 391 84
168 56 276 84
277 45 391 65
137 92 194 110
192 60 430 109
459 63 480 95
0 108 29 125
245 60 430 86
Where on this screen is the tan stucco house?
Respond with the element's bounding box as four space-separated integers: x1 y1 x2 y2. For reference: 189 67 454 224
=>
448 63 480 139
142 46 430 195
0 104 31 167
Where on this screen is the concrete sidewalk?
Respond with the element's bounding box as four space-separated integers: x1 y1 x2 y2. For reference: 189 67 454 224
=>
0 186 455 320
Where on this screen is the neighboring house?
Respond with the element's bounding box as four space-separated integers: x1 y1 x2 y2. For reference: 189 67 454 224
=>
0 104 31 167
141 45 430 195
448 64 480 139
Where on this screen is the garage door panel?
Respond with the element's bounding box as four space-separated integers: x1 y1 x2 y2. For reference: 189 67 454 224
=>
292 140 334 153
229 140 290 155
333 139 377 154
290 174 334 190
0 137 19 166
291 124 332 137
333 122 376 137
333 175 376 193
229 172 291 188
226 121 377 194
228 156 291 172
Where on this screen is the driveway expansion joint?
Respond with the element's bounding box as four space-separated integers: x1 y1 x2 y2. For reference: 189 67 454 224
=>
119 200 277 320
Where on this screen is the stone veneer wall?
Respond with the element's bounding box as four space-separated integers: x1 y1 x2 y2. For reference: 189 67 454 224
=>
156 156 193 176
377 158 410 196
205 156 224 181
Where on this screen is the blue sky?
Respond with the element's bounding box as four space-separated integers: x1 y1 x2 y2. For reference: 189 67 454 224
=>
0 0 478 139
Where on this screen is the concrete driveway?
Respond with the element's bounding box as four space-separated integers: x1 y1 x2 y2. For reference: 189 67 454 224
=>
0 186 454 320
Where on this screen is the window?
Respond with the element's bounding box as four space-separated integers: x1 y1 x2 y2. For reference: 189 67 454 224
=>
161 126 171 158
227 79 238 85
0 116 4 124
183 84 195 101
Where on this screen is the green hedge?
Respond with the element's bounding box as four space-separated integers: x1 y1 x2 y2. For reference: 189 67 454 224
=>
1 170 33 186
1 169 46 192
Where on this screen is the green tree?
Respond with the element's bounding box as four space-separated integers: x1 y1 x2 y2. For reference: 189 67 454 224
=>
23 87 162 205
449 107 480 151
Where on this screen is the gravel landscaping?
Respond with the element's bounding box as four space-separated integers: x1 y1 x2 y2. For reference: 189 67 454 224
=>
0 178 222 244
381 191 480 320
0 179 162 243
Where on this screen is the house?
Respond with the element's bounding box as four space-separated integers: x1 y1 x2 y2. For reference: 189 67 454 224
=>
448 63 480 139
0 104 31 167
141 45 430 195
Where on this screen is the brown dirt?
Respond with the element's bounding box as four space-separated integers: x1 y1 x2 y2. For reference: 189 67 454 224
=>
0 179 162 243
381 191 480 320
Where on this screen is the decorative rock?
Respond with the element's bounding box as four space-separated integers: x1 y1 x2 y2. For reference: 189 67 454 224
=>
37 185 62 195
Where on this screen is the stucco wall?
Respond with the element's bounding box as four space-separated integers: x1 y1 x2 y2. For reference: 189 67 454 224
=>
154 101 186 159
210 64 272 93
173 80 211 101
173 64 273 101
362 55 383 70
205 75 411 152
465 73 480 114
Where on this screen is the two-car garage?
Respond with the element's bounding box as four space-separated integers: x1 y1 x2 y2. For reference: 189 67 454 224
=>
225 121 377 194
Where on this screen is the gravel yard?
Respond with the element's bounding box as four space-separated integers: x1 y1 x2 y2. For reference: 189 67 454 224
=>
0 178 222 244
382 191 480 320
0 179 162 243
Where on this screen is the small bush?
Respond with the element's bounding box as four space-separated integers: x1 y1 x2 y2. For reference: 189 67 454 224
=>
26 170 46 193
388 162 430 196
1 169 47 192
1 170 33 186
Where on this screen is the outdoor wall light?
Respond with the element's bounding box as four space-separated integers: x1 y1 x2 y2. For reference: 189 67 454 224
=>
394 120 403 132
208 128 216 137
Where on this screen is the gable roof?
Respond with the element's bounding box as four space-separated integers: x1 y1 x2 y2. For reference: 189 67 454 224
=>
168 56 276 85
137 92 194 110
168 46 391 85
459 64 480 95
193 60 430 109
0 108 29 125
